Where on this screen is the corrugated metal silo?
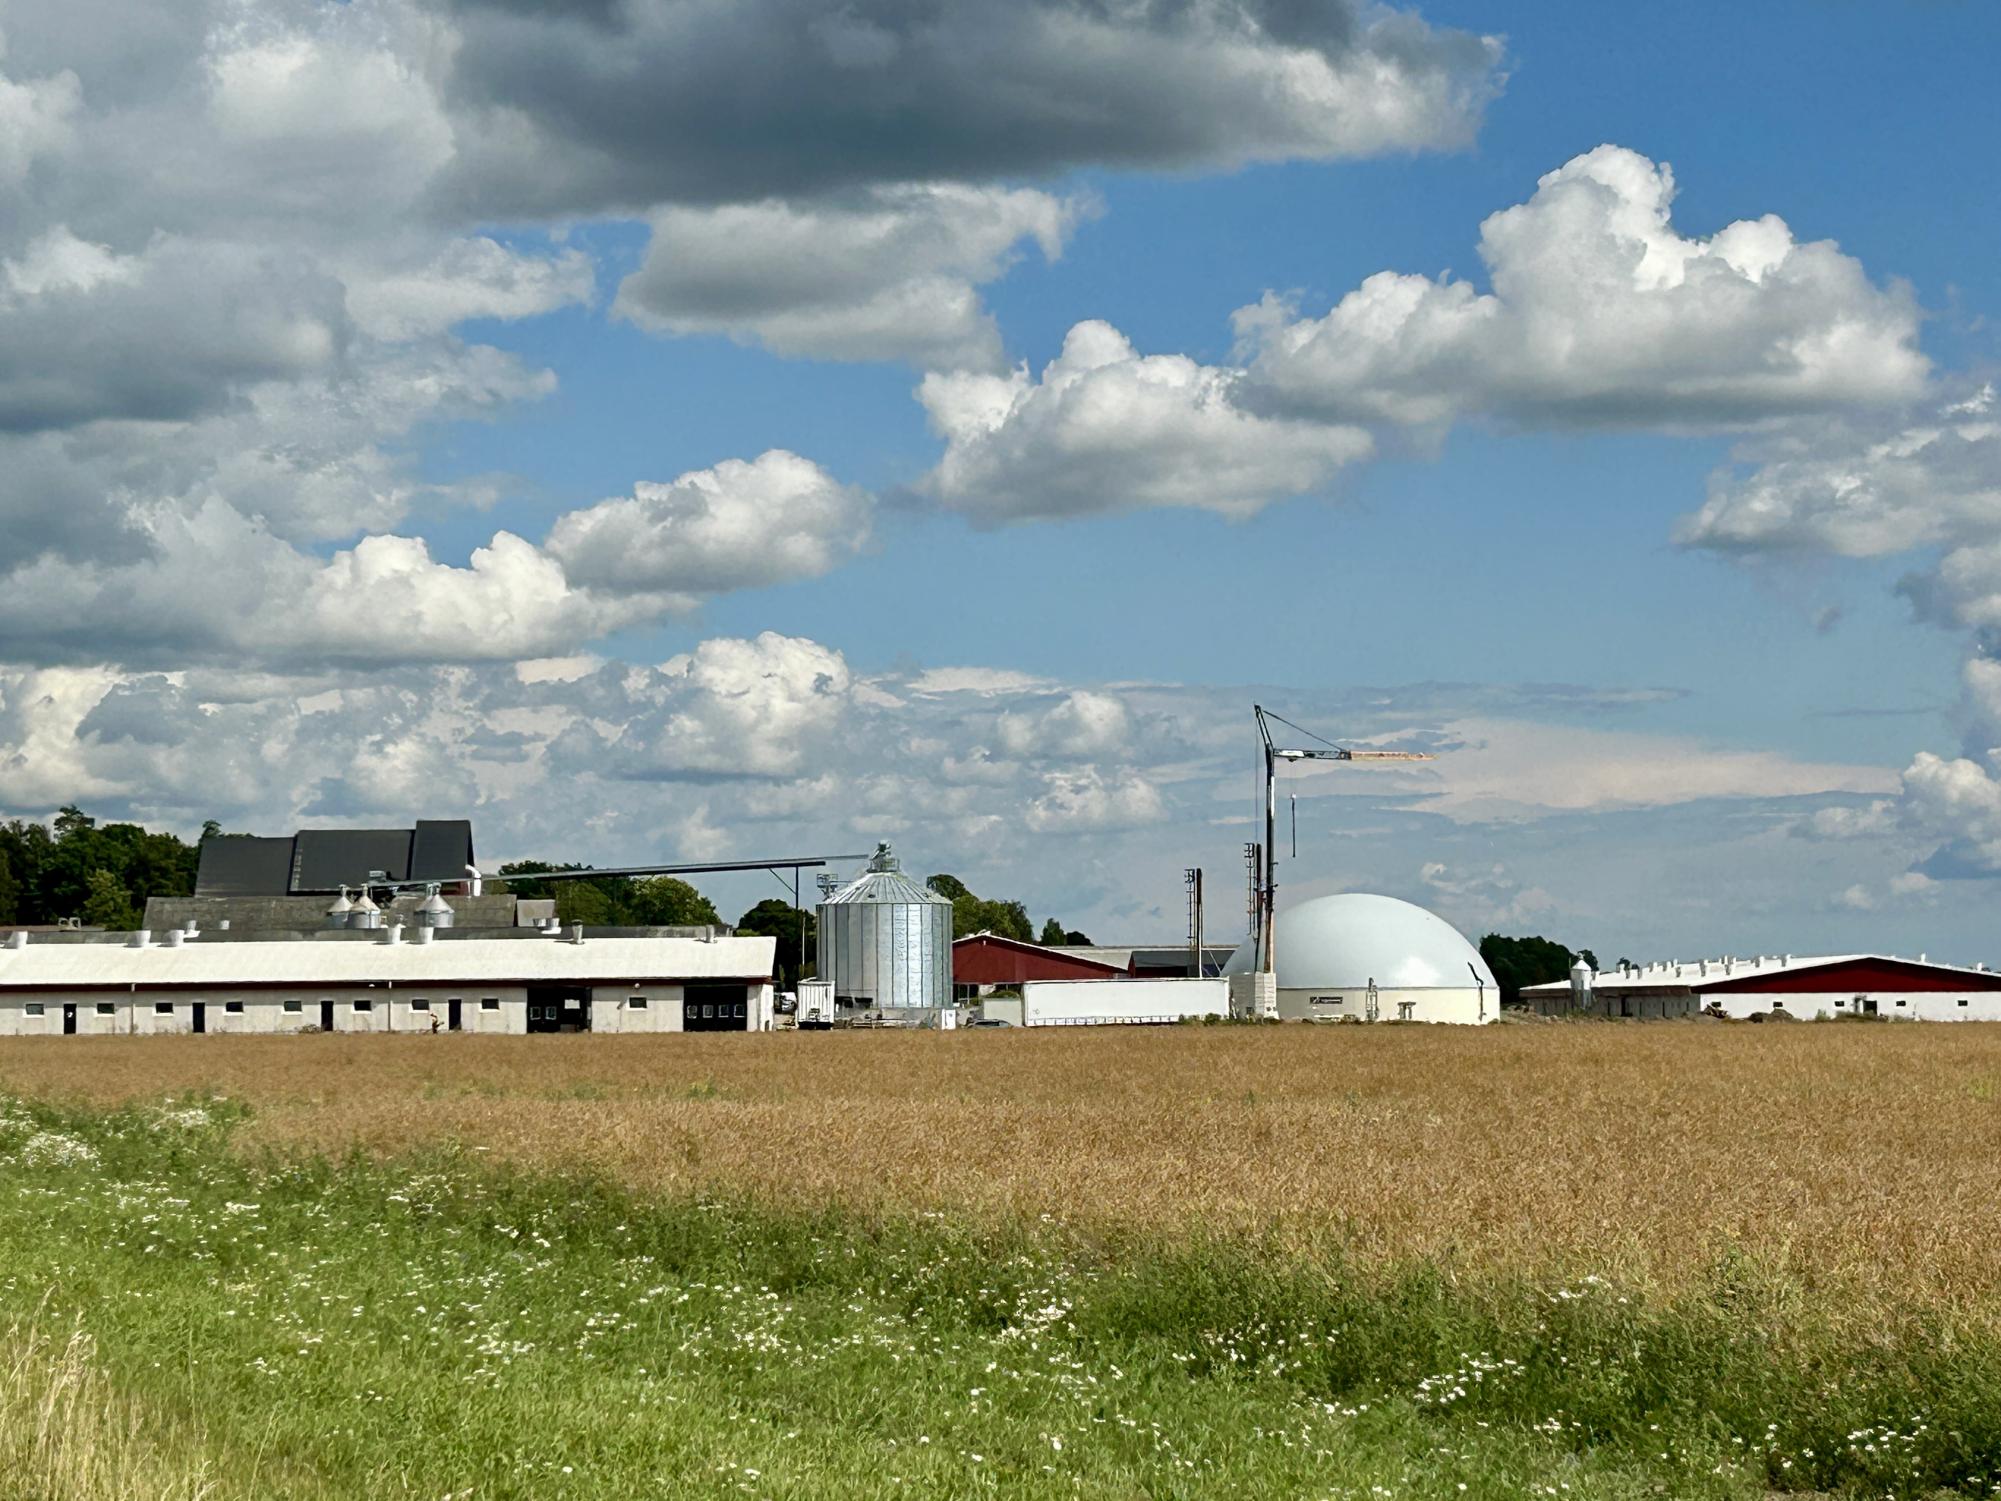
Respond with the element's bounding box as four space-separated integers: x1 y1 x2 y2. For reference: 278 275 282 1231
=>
816 842 952 1010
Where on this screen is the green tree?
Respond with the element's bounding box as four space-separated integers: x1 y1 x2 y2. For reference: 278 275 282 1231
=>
1479 933 1599 1007
1039 917 1068 945
0 848 18 925
627 876 720 928
735 899 815 988
79 867 141 930
555 882 619 926
925 874 972 902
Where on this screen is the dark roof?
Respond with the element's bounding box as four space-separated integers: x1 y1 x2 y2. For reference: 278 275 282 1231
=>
193 836 296 897
194 821 476 896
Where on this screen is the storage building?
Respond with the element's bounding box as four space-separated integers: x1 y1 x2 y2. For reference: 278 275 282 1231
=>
0 928 776 1036
1220 892 1499 1024
1520 952 2001 1021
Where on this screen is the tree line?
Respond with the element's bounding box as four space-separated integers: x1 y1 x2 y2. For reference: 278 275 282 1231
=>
924 873 1090 946
0 807 206 929
1478 932 1601 1006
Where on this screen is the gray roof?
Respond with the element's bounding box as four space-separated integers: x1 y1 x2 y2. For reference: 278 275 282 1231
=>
195 820 475 896
819 843 951 908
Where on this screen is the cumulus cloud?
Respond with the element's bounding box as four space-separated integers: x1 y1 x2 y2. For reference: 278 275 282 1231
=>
1026 767 1167 832
917 320 1373 521
438 0 1503 216
617 185 1088 369
1418 860 1554 928
998 691 1133 759
546 451 872 607
1237 145 1926 431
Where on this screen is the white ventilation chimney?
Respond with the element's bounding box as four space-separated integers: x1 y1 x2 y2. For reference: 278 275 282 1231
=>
415 926 435 945
130 929 152 949
5 931 26 950
570 923 585 944
165 929 185 948
218 919 230 931
382 923 404 946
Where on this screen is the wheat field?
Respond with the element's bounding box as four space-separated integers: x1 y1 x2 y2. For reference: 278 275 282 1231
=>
5 1021 1998 1300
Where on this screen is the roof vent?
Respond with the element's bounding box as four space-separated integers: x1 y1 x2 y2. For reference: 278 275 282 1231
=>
327 886 354 929
381 923 404 946
570 923 585 945
1920 952 1928 964
415 926 436 945
130 929 152 949
5 931 26 950
869 841 899 873
416 884 454 929
165 929 185 948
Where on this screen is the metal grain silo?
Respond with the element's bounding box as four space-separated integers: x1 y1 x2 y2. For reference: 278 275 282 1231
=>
816 842 953 1011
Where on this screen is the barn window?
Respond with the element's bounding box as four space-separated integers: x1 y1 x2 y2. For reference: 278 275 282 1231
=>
1895 999 1907 1007
628 996 647 1009
224 1001 244 1015
480 997 499 1011
282 1000 302 1014
1835 999 1846 1007
95 1003 114 1016
409 999 430 1011
154 1002 174 1015
23 1002 43 1017
1960 998 1970 1007
352 999 373 1013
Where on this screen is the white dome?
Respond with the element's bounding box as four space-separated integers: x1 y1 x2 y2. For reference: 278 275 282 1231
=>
1225 893 1496 990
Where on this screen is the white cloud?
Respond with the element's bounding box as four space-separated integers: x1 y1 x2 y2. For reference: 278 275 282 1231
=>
917 320 1372 521
1418 860 1555 929
622 633 854 779
997 691 1132 759
344 238 594 341
1026 766 1167 832
617 185 1088 370
546 450 872 607
1356 716 1896 823
1238 146 1926 431
0 55 77 186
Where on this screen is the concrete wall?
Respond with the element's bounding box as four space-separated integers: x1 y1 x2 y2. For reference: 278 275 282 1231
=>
1278 985 1494 1025
589 984 685 1033
1020 977 1228 1026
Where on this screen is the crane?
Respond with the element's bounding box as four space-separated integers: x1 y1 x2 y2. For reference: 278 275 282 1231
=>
1252 705 1432 974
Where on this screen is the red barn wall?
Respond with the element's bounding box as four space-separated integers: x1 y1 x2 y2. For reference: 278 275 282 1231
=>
952 939 1122 985
1704 958 2001 994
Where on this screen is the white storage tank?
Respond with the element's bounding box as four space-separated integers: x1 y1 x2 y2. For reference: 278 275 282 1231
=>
815 843 952 1011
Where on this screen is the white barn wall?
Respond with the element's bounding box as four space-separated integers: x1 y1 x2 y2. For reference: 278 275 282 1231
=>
1706 991 2001 1022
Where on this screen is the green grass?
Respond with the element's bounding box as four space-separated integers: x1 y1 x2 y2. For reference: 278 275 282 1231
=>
2 1093 1998 1499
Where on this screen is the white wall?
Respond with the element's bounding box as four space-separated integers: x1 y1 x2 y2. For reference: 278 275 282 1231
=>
1705 990 2001 1022
589 984 684 1033
1278 985 1494 1025
1021 977 1228 1026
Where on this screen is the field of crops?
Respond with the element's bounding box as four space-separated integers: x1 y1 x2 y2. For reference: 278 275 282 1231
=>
6 1022 2001 1498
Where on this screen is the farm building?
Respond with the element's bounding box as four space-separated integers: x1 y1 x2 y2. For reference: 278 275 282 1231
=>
952 934 1232 1000
1521 953 2001 1021
1221 893 1499 1024
0 927 776 1036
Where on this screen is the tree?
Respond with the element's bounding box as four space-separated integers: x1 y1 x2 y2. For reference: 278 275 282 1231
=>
0 849 18 925
628 876 720 928
79 868 141 931
1062 928 1092 945
925 874 971 902
1039 917 1068 945
735 899 815 988
1479 933 1597 1007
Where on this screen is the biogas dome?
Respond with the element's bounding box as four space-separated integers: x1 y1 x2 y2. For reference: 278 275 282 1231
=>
1223 893 1499 1024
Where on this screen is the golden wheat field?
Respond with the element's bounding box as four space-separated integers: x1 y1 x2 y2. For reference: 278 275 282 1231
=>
6 1021 2001 1299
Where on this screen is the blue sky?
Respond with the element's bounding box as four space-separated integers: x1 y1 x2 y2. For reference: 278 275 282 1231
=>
3 0 2000 958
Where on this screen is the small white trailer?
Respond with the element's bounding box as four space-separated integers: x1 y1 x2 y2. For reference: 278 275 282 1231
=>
1016 977 1229 1027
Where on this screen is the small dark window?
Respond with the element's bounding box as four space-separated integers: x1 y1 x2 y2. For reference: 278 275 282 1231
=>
224 1001 244 1015
628 996 647 1009
282 999 302 1013
352 999 373 1013
1835 999 1846 1007
480 997 499 1011
24 1002 44 1017
702 1004 714 1019
1960 998 1970 1007
95 1003 115 1016
1895 999 1907 1007
409 999 430 1011
154 1001 174 1015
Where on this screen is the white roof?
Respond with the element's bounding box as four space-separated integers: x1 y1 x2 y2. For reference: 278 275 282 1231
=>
0 934 776 990
1522 952 1998 994
1223 893 1497 991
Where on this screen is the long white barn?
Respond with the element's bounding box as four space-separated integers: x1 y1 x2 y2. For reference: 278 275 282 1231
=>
0 929 777 1036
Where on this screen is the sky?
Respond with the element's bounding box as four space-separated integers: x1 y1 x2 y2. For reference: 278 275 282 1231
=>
3 0 2001 961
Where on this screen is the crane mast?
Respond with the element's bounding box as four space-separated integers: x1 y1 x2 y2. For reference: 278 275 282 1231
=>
1252 704 1432 975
